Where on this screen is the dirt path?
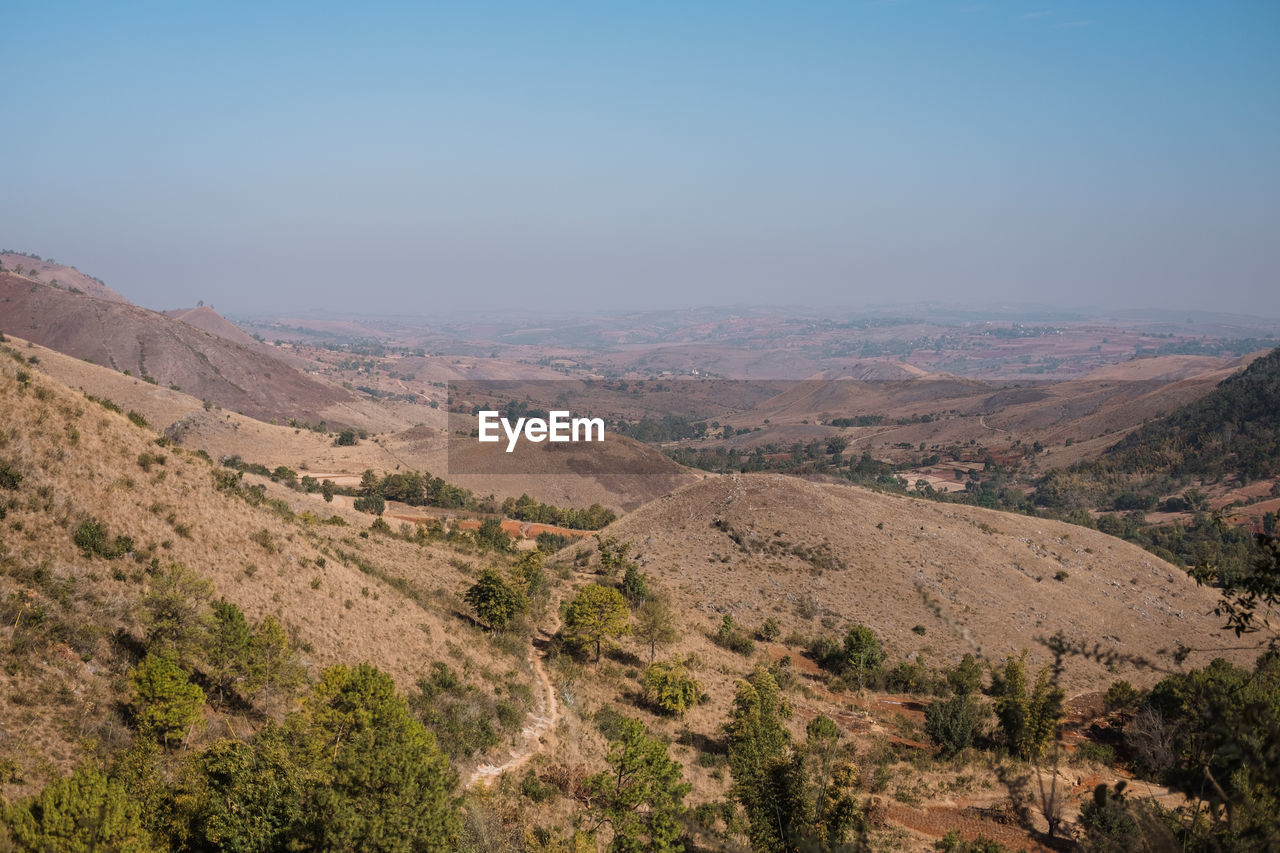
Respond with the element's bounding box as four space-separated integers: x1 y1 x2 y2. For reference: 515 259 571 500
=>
467 602 562 787
979 414 1009 433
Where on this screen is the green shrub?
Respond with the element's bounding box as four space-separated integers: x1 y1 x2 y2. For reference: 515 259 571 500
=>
1103 679 1139 712
137 452 166 472
713 614 756 656
1073 741 1116 766
946 653 983 696
643 657 705 716
520 769 556 803
126 410 149 428
924 694 984 755
0 458 21 490
353 494 385 515
87 394 123 413
73 518 133 559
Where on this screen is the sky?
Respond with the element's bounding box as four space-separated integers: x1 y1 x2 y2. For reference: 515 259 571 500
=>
2 1 1278 316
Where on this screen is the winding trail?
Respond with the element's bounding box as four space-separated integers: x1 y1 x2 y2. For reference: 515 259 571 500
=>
467 601 562 787
978 414 1009 433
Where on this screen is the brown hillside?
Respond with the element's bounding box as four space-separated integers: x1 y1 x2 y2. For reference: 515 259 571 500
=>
0 272 357 424
0 345 531 795
604 473 1244 694
164 305 266 351
0 253 128 303
14 334 689 513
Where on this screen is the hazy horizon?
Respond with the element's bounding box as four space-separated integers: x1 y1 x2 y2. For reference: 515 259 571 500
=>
4 1 1278 316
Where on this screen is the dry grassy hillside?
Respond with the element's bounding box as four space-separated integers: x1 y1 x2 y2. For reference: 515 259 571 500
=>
0 273 356 425
22 336 694 512
0 343 534 796
164 305 269 351
0 253 127 303
602 473 1243 694
4 336 1259 849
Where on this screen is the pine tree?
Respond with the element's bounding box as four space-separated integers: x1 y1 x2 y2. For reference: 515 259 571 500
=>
290 664 460 851
464 568 527 632
139 564 213 662
245 615 305 705
585 717 690 852
130 653 205 748
842 624 884 689
2 767 155 853
725 666 793 852
564 584 631 662
204 598 252 707
634 597 679 664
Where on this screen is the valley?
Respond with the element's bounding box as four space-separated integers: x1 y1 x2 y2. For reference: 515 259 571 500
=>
0 254 1277 851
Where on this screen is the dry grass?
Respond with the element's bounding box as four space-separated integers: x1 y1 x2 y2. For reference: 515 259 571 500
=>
0 351 532 796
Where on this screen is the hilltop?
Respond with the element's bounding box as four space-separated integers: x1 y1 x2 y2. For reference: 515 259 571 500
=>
0 252 128 303
0 271 356 424
604 473 1244 695
164 305 269 351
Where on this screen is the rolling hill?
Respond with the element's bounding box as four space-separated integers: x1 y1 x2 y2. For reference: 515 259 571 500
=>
0 339 533 798
0 327 1267 850
0 271 356 424
604 473 1245 695
0 252 128 303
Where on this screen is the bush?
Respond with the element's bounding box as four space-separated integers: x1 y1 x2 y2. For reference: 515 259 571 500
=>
410 663 510 760
73 518 133 559
1073 741 1116 767
464 568 526 632
250 528 275 552
643 657 705 716
520 770 556 803
885 655 945 695
137 452 166 472
712 614 755 656
536 531 572 553
353 494 385 516
126 410 149 428
0 458 21 490
1103 679 1139 712
924 694 983 755
946 653 983 696
1078 783 1141 851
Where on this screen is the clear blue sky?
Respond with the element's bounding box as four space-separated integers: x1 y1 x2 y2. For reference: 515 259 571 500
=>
2 1 1277 315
